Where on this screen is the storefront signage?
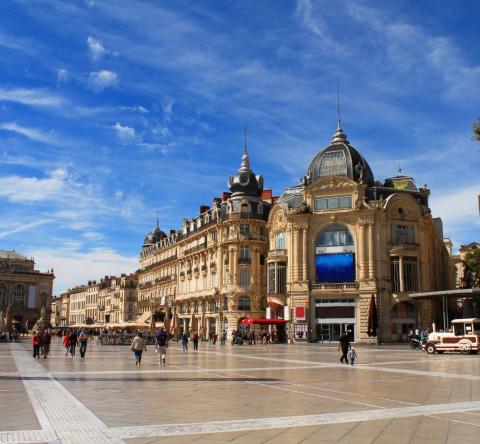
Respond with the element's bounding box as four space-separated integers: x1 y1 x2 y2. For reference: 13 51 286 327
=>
295 306 306 321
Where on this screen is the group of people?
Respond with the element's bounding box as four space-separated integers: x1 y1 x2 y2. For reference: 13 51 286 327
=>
130 327 168 365
231 329 277 345
31 329 52 359
62 329 90 358
338 331 357 365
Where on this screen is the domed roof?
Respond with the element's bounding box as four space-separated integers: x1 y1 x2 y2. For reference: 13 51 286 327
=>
307 125 374 187
143 224 167 246
228 147 263 197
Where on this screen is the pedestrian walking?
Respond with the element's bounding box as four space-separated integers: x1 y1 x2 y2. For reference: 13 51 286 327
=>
41 329 51 359
78 329 89 359
348 347 357 366
338 331 350 364
220 330 227 346
32 331 42 359
155 327 168 365
131 331 147 365
62 334 70 356
69 330 78 357
181 332 189 351
193 331 199 350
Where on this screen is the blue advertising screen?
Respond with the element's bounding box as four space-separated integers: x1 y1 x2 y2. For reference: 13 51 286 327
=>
316 253 355 283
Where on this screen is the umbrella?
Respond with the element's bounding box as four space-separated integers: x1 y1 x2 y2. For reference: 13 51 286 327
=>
189 310 196 334
164 307 171 333
367 294 378 337
149 311 156 332
201 310 206 336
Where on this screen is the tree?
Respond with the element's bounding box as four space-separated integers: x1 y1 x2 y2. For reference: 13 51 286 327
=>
463 246 480 288
474 119 480 142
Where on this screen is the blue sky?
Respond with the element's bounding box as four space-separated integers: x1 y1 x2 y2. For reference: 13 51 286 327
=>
0 0 479 294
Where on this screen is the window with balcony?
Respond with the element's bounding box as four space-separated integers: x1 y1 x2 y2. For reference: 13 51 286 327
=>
238 296 251 311
239 269 251 286
211 273 217 288
268 262 287 294
275 232 285 250
239 224 250 236
13 284 25 307
391 224 415 244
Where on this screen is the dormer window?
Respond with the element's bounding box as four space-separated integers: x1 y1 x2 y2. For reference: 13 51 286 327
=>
319 150 347 177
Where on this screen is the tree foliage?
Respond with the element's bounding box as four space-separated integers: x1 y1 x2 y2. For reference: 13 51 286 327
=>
474 119 480 142
463 246 480 288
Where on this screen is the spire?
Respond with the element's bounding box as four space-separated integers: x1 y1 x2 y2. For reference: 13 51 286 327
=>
239 127 251 173
331 81 349 144
155 211 159 229
397 163 402 176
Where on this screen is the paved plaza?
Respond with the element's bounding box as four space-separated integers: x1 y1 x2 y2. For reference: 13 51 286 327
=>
1 339 480 443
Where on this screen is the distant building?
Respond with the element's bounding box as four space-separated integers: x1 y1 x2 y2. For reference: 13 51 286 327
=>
0 250 54 328
452 242 480 288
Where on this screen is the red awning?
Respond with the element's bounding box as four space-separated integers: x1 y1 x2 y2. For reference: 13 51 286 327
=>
240 318 288 326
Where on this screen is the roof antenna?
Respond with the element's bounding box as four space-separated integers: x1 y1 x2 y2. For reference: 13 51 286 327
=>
337 80 341 130
243 126 248 154
156 210 159 229
398 163 402 175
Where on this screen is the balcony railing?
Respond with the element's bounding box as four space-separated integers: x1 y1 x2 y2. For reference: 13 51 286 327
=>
268 249 287 258
311 283 358 291
184 243 207 256
389 242 420 252
220 212 266 221
238 257 251 265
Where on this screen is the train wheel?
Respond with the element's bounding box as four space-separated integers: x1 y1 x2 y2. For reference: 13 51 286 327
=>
426 343 436 354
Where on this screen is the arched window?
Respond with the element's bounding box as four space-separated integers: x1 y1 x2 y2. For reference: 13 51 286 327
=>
316 224 353 247
0 284 6 307
238 296 251 311
13 285 25 307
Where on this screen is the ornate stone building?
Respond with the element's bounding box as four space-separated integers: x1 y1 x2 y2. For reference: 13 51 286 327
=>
0 250 54 328
267 122 455 343
139 148 273 336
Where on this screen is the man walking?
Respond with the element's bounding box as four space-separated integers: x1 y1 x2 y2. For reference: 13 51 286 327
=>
41 329 51 359
155 327 168 365
69 330 78 357
78 329 89 359
32 331 42 359
338 331 350 364
192 331 199 350
181 332 189 351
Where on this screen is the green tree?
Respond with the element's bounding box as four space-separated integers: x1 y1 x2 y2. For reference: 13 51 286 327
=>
474 119 480 142
463 246 480 288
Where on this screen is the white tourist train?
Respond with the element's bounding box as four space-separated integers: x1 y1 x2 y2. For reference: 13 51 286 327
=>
425 318 480 354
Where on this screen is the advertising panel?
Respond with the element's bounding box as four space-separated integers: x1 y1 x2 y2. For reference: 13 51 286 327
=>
316 253 355 283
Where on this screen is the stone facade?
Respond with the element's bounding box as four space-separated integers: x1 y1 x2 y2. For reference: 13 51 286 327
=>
0 250 54 328
267 124 456 343
139 149 273 337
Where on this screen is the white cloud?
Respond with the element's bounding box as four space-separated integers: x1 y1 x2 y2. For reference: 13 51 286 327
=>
87 36 106 61
113 122 135 141
0 219 51 239
0 87 64 107
25 246 138 294
0 121 59 144
430 184 480 231
87 70 118 92
83 231 104 241
0 168 68 202
57 68 68 83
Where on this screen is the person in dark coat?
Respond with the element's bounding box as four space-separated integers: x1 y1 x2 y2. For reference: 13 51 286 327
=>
338 331 350 364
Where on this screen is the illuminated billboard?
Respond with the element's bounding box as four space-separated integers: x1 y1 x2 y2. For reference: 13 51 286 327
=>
316 253 355 283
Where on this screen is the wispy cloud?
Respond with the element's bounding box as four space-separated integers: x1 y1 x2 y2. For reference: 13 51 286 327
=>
87 70 118 92
0 219 51 239
0 87 64 107
113 122 135 141
87 36 106 61
0 122 60 145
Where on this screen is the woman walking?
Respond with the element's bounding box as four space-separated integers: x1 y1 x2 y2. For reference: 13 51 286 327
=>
32 331 42 359
69 330 78 357
131 331 147 366
62 334 70 356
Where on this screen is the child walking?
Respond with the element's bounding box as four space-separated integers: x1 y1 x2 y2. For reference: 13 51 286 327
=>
348 347 357 366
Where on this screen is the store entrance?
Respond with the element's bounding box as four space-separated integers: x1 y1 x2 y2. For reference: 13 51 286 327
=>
316 323 355 343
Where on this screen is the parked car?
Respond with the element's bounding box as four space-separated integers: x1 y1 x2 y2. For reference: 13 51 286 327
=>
425 318 480 354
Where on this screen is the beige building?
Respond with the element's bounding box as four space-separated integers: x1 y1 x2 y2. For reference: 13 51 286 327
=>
139 149 273 336
267 123 455 343
52 273 137 327
0 250 54 328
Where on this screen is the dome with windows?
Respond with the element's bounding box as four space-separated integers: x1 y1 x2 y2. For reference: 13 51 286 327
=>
143 225 167 246
307 124 374 187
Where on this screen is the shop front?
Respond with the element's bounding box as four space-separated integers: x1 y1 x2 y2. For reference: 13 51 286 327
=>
314 298 356 342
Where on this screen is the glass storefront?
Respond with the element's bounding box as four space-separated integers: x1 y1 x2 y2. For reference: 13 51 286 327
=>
315 298 356 343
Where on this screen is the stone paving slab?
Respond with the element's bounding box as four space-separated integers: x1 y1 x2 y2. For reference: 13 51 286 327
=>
3 339 480 443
